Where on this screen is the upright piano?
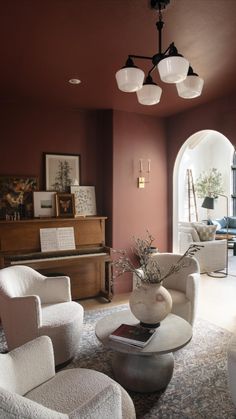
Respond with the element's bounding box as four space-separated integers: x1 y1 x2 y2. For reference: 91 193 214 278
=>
0 216 112 301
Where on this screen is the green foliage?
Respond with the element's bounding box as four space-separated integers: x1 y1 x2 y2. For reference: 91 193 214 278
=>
195 168 224 198
112 232 202 285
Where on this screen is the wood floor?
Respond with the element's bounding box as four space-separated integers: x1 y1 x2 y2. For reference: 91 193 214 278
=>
80 251 236 333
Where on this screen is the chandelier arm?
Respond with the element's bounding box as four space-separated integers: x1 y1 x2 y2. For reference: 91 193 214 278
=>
128 54 153 61
148 64 157 75
162 42 175 56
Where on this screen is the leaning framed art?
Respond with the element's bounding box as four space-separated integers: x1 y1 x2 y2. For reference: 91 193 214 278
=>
33 191 56 218
44 153 81 192
70 185 97 216
55 193 75 218
0 175 38 219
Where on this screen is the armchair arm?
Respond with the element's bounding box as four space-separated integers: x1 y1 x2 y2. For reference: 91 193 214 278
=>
0 295 41 350
69 383 122 419
0 388 67 419
39 276 71 304
185 272 200 324
0 336 55 396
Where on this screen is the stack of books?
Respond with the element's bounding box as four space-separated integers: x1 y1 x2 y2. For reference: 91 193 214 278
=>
109 323 156 348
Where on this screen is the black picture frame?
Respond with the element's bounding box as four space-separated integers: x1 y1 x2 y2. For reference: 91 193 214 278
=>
44 152 81 193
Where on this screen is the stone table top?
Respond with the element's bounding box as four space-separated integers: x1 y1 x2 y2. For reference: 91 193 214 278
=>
95 310 192 356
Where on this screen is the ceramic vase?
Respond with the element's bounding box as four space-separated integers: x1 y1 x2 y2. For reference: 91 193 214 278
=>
129 282 172 328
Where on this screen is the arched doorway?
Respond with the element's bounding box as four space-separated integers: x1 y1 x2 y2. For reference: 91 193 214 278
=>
173 130 234 252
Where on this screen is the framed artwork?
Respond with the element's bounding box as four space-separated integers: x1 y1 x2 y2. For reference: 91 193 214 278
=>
44 153 81 193
0 175 38 219
55 193 75 217
33 191 56 218
70 186 97 216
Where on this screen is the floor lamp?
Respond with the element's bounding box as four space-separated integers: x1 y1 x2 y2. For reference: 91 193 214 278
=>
202 194 228 277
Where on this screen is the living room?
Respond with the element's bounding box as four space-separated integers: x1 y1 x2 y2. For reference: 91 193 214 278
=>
1 0 236 417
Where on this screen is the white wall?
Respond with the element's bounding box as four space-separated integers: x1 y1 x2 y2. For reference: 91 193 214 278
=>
173 130 234 251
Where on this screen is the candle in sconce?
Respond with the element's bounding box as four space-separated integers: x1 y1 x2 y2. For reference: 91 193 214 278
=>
139 159 143 172
147 159 151 173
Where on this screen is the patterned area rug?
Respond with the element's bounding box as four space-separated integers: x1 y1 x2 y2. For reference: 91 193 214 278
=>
0 305 235 419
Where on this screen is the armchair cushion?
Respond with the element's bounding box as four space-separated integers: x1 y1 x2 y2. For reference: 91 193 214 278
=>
27 369 123 418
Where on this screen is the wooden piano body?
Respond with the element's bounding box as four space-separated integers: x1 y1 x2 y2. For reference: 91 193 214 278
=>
0 217 112 301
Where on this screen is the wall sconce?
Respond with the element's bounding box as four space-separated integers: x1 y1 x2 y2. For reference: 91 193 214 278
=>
138 159 151 188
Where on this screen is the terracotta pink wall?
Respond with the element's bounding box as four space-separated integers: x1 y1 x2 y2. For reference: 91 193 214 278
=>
166 94 236 246
0 104 105 214
0 105 168 295
112 111 168 293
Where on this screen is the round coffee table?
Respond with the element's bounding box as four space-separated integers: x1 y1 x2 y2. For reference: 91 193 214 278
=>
95 310 192 393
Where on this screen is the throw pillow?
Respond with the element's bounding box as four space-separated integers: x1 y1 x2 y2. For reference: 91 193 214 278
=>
228 217 236 228
208 217 227 230
211 220 222 231
193 224 217 241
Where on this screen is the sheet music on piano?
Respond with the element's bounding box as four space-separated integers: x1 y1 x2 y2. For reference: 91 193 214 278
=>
40 227 76 252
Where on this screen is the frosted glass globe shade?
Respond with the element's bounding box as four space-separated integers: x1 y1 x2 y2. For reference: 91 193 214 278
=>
136 84 162 105
157 56 189 83
176 75 204 98
115 67 145 92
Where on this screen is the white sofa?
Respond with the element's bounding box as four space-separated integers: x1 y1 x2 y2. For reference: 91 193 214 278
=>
0 265 84 366
0 335 136 418
178 222 227 274
133 253 200 325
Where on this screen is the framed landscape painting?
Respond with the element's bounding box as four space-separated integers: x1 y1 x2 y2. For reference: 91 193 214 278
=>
0 175 38 219
70 186 97 216
44 153 80 193
33 191 56 218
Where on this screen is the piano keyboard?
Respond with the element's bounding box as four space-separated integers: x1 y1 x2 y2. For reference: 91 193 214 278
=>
10 252 108 265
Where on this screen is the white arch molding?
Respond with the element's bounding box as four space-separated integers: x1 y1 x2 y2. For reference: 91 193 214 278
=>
172 130 234 252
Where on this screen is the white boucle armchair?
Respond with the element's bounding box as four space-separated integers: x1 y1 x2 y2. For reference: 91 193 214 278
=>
133 253 200 325
0 335 136 418
0 265 84 366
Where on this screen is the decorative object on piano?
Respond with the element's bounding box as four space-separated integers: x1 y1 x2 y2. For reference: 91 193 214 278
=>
33 191 56 218
44 153 81 192
55 193 75 217
112 231 202 328
0 175 38 220
70 185 97 216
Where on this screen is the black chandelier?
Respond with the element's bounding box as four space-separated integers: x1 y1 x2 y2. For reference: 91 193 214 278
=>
115 0 204 106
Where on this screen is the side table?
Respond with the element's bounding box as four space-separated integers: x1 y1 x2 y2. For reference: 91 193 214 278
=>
95 310 192 393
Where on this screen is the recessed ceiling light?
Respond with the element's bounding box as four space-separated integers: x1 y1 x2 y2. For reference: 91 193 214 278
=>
68 78 81 84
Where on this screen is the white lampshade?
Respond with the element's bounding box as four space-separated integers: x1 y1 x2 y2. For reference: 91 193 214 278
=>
157 56 189 83
136 84 162 105
176 75 204 99
115 67 145 92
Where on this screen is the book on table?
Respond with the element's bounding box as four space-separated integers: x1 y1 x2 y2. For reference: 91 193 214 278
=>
109 323 156 348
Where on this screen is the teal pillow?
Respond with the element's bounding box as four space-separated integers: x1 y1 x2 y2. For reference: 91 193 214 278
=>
228 217 236 228
209 217 227 229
